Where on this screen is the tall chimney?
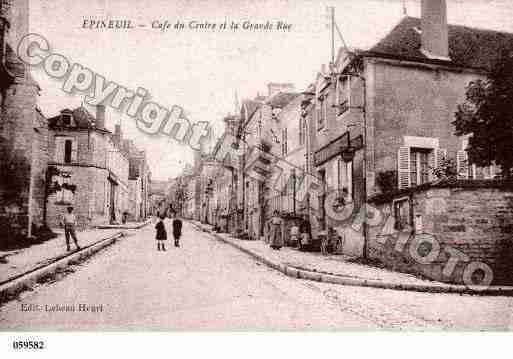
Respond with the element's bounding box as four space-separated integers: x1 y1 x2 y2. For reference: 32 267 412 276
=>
421 0 449 60
96 105 105 129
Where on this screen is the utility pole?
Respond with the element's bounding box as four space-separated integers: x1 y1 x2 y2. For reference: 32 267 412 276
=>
329 6 335 67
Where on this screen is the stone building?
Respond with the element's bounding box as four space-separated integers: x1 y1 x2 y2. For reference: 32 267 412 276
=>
306 0 513 284
0 0 49 241
237 84 299 240
46 106 129 228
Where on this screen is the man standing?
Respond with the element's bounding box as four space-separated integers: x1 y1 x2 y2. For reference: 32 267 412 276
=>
61 206 80 251
172 215 183 247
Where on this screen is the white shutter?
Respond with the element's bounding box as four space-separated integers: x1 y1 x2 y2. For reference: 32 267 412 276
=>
71 139 78 163
431 148 447 181
397 146 411 189
457 150 469 179
437 148 447 164
471 164 477 179
54 137 64 163
489 165 496 179
428 150 436 181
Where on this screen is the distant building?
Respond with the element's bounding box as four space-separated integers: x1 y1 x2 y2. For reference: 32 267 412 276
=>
122 138 151 221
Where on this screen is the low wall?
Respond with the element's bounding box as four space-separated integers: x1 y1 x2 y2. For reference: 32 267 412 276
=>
367 181 513 285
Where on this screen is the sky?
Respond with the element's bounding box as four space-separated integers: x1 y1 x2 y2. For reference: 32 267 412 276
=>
27 0 513 180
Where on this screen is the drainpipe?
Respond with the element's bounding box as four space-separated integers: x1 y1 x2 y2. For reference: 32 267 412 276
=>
340 69 368 259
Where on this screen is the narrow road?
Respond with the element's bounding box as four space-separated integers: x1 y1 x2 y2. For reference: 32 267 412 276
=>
1 221 512 330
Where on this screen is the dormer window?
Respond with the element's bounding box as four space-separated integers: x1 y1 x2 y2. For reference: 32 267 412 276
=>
62 113 72 126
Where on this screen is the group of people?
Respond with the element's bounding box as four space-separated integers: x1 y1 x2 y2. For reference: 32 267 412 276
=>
155 212 183 251
59 206 185 253
267 210 312 251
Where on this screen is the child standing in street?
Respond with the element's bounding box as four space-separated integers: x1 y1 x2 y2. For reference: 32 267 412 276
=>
61 206 80 251
172 216 183 247
155 213 168 251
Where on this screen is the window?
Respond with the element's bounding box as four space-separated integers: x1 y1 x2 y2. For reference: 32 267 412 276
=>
337 76 350 115
397 144 445 189
338 158 353 202
410 148 430 186
457 136 498 180
317 95 326 131
64 140 73 163
393 197 412 231
62 113 72 126
281 128 288 156
56 137 77 164
299 116 307 146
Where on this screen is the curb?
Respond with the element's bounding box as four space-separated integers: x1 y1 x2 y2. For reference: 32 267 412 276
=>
190 221 513 296
95 219 152 230
0 232 124 303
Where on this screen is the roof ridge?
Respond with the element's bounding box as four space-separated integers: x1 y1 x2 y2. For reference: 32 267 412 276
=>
400 15 513 36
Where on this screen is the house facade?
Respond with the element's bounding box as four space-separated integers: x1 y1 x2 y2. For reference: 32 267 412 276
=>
46 106 129 228
306 0 513 284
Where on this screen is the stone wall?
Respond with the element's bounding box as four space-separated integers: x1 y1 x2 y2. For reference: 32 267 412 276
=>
368 182 513 285
0 58 40 240
29 111 51 231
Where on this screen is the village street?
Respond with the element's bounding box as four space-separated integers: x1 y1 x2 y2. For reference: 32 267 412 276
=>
0 221 512 331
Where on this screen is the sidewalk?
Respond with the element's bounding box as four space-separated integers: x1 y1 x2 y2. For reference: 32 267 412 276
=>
189 220 513 295
0 227 122 284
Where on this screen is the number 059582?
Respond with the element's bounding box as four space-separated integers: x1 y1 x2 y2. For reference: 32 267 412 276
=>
12 340 45 350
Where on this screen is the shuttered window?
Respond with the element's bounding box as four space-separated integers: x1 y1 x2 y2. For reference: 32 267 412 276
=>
56 137 78 164
397 146 411 189
299 117 306 146
54 137 64 163
282 128 288 156
457 136 497 180
398 146 446 189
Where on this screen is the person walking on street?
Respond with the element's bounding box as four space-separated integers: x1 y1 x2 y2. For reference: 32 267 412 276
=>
61 206 80 251
155 213 168 251
173 216 183 247
299 216 311 252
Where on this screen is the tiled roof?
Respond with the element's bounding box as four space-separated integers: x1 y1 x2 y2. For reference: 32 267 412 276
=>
47 107 110 132
367 16 513 71
240 99 260 121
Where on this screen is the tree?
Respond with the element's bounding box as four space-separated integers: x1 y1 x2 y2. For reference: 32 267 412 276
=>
453 49 513 178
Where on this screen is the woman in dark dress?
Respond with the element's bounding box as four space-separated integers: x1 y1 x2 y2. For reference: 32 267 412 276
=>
155 213 167 251
269 210 284 250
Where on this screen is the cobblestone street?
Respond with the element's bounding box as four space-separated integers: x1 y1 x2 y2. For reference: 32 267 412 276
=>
1 221 512 330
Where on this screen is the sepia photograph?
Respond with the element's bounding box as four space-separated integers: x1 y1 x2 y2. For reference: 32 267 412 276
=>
0 0 513 353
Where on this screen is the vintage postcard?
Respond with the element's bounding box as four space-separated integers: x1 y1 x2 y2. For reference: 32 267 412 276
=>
0 0 513 344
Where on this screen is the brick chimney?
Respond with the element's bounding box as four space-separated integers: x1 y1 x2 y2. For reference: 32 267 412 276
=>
421 0 449 60
95 105 105 129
